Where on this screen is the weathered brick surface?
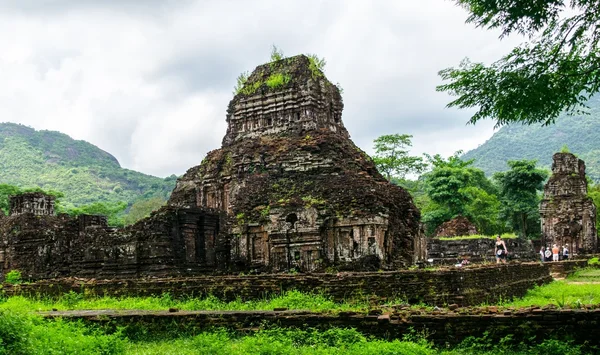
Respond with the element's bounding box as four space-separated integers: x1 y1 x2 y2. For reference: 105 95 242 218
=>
0 204 229 280
4 262 559 307
169 55 422 272
427 238 538 265
540 153 597 253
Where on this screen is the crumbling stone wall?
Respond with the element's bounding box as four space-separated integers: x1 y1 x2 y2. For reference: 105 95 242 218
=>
427 238 537 264
0 194 229 280
5 262 553 307
9 192 55 216
43 306 600 347
540 153 597 254
170 55 420 272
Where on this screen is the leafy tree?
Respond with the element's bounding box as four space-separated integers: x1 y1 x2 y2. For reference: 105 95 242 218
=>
438 0 600 126
124 197 166 226
422 152 504 235
393 177 431 211
494 160 549 239
423 152 480 216
462 186 504 235
372 134 426 181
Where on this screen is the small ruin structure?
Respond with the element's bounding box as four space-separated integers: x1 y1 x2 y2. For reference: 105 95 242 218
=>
9 192 55 216
434 216 478 238
0 55 421 280
540 152 597 254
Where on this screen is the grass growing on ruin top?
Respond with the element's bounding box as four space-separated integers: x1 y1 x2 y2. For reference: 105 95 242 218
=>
437 233 518 241
500 268 600 308
0 290 373 313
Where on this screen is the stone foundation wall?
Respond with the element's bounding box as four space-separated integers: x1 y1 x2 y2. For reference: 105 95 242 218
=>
42 306 600 346
427 238 537 265
4 263 556 307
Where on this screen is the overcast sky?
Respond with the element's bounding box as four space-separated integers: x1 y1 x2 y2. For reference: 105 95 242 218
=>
0 0 522 177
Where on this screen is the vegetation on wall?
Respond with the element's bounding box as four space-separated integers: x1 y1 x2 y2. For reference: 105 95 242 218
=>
232 46 335 97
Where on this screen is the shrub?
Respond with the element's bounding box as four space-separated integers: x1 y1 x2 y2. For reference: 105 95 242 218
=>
233 71 249 95
307 54 326 78
588 257 599 266
265 73 291 89
0 310 31 354
4 270 21 285
270 45 285 62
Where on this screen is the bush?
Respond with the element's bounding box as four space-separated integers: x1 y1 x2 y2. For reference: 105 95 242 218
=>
0 310 31 354
266 73 291 89
588 257 599 266
4 270 21 285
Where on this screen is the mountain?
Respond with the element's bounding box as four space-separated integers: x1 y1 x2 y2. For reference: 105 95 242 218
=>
0 122 176 209
462 95 600 180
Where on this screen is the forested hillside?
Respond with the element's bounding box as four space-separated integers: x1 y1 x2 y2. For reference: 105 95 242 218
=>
462 96 600 180
0 123 176 210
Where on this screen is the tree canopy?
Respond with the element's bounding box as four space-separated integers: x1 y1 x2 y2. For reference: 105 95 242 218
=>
493 160 549 239
420 152 505 235
438 0 600 126
372 134 426 181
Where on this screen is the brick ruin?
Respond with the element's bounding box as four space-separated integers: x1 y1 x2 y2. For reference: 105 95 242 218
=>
9 192 55 216
169 55 421 272
426 238 537 265
540 152 597 254
0 55 421 280
434 216 478 237
0 192 229 279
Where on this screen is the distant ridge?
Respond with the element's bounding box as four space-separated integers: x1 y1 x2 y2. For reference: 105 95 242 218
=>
0 122 176 208
462 96 600 181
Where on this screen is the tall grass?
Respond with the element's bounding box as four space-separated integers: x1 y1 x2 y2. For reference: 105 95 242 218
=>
124 328 591 355
0 290 371 313
0 308 593 354
0 310 124 354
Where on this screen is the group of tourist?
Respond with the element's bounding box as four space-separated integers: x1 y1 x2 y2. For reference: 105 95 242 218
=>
539 244 569 262
495 236 571 264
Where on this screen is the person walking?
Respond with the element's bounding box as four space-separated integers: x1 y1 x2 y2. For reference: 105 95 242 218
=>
495 235 508 264
552 244 560 262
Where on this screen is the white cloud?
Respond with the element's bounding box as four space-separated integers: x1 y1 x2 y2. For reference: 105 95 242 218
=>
0 0 522 177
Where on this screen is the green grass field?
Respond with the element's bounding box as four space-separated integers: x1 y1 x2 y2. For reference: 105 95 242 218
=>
501 267 600 308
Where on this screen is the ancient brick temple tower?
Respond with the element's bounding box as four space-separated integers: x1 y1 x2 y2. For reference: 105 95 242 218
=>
540 153 597 254
169 55 421 271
